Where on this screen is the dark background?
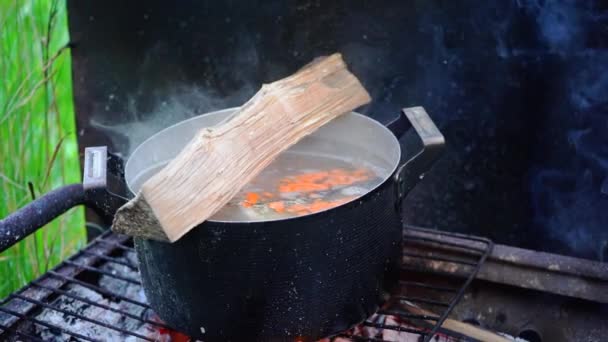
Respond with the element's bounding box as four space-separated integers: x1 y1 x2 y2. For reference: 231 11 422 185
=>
67 0 608 261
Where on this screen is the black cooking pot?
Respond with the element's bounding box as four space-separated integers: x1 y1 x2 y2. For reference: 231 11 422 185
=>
0 106 443 341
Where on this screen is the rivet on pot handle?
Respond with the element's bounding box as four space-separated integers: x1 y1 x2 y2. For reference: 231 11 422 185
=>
394 107 445 206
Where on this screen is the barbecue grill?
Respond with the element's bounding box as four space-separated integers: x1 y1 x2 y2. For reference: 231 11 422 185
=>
0 226 492 341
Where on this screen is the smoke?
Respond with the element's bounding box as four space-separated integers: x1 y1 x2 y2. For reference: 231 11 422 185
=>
531 0 582 52
530 166 607 259
518 0 608 258
569 52 608 111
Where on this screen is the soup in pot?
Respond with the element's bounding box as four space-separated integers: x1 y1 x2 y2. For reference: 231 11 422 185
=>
130 151 386 222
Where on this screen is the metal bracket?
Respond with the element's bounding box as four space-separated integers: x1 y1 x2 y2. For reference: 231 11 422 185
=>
83 146 107 190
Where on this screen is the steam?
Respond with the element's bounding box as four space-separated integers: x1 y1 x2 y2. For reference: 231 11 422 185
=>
90 84 252 157
90 31 262 157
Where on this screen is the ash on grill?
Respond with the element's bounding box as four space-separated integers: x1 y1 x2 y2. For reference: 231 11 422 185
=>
33 253 161 341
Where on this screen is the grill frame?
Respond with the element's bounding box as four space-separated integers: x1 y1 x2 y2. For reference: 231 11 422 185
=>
0 225 492 342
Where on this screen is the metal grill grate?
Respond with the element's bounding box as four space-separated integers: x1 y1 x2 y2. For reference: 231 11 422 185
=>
331 225 493 342
0 226 492 341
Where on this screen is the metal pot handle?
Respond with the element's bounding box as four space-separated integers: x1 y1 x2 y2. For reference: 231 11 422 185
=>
392 107 445 206
0 184 86 253
0 146 125 253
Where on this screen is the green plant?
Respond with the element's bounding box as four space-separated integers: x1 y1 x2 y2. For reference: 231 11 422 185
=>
0 0 84 298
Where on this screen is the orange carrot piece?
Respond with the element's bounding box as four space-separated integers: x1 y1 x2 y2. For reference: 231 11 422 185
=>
239 168 371 212
242 192 260 207
277 168 371 194
246 192 260 204
268 201 286 213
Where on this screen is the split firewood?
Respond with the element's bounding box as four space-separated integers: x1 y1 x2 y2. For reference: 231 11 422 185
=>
112 53 371 242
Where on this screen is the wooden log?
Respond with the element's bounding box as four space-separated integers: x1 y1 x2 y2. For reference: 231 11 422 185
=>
112 53 371 242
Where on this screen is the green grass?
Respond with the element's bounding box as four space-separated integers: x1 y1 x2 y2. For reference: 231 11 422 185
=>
0 0 85 298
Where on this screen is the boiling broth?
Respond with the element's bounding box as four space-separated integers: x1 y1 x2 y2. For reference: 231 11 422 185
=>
130 151 386 222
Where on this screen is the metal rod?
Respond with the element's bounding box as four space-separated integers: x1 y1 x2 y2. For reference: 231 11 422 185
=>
396 296 450 307
63 260 141 285
361 321 428 336
420 236 494 342
340 335 396 342
403 235 486 254
95 239 136 252
47 271 152 309
405 224 493 245
401 251 478 266
398 265 473 280
80 250 138 270
398 280 458 292
377 309 439 321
